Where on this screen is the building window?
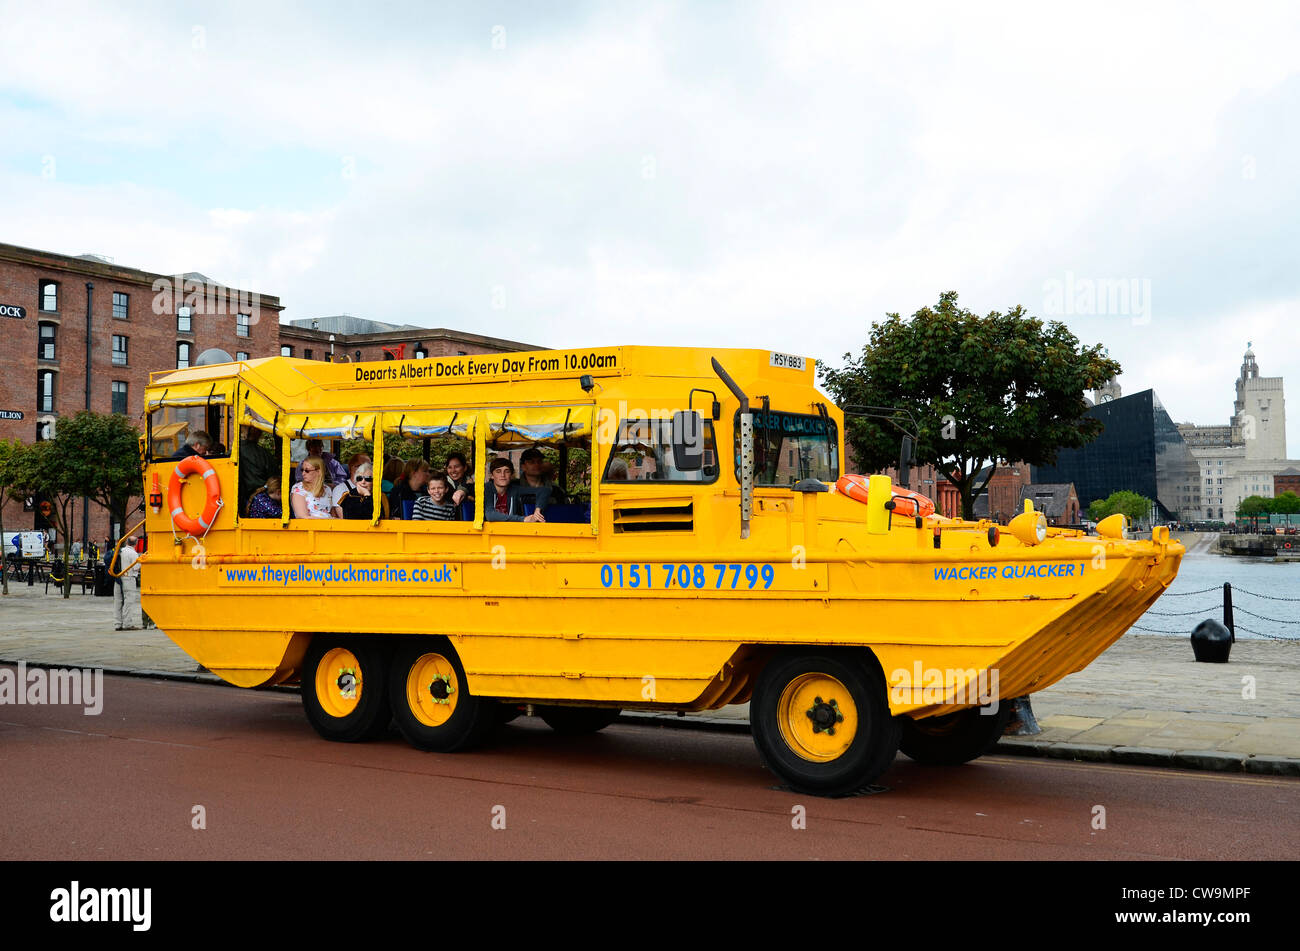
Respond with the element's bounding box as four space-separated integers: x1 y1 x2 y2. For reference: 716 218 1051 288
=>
112 292 129 319
304 348 313 360
38 322 56 360
111 381 128 415
38 370 55 412
383 350 395 360
39 280 58 312
236 351 249 361
112 335 128 366
281 345 292 357
457 350 467 356
177 341 192 369
178 306 193 333
237 312 251 337
414 347 428 359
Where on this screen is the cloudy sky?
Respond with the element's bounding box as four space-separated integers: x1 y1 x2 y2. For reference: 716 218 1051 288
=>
2 1 1298 449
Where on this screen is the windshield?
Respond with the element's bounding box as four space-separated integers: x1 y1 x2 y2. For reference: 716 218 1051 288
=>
734 409 839 486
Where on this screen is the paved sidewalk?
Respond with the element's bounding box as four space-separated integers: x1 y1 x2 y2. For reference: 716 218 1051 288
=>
2 583 1298 775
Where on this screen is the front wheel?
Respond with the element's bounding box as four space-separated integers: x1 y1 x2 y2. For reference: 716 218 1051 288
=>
389 638 497 752
750 651 900 797
301 636 391 742
899 703 1012 765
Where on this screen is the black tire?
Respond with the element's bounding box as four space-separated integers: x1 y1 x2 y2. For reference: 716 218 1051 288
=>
899 703 1012 765
301 635 391 742
388 638 497 752
751 650 900 797
536 706 623 735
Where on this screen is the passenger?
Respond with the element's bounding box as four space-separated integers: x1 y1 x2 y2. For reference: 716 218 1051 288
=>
345 453 371 480
246 475 283 519
290 455 341 519
338 462 389 520
517 447 567 512
445 452 474 506
485 457 544 522
238 426 275 513
380 457 403 495
413 471 459 521
388 459 431 520
296 439 348 485
169 430 212 460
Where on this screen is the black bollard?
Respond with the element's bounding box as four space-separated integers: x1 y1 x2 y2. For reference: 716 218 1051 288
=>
1191 619 1232 663
1222 582 1235 643
1002 695 1041 735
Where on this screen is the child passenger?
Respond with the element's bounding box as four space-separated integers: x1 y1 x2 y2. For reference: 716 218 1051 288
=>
412 471 459 521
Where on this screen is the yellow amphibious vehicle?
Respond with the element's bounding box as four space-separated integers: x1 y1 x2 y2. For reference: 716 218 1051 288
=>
139 346 1183 795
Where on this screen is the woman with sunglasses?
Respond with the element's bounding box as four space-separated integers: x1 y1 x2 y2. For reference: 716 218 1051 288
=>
338 462 390 520
290 455 342 519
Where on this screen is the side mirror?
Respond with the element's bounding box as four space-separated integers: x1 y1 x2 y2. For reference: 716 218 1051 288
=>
671 410 705 472
898 435 913 490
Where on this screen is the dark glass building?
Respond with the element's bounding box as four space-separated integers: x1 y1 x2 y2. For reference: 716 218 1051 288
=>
1033 389 1201 521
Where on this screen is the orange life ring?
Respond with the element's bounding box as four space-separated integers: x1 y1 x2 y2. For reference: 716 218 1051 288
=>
835 474 936 518
168 455 223 535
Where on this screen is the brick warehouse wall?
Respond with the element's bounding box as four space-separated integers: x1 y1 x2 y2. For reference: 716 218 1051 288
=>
0 242 282 548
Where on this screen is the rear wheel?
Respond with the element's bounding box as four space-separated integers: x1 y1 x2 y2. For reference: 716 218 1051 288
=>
389 638 497 752
301 636 391 742
536 706 622 735
899 703 1012 765
751 651 899 796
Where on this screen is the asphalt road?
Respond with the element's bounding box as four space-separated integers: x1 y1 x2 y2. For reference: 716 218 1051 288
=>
2 671 1297 860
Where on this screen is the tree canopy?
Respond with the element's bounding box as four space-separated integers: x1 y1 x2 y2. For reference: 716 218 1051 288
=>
51 411 144 532
6 412 142 598
1237 492 1300 517
818 291 1121 519
1087 490 1153 525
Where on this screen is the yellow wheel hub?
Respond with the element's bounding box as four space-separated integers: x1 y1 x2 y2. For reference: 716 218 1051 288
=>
776 672 858 762
407 653 458 727
316 647 363 719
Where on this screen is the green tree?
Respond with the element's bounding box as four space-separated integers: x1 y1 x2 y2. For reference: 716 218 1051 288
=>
9 440 77 598
53 411 144 541
1271 491 1300 515
1236 495 1272 518
0 438 31 596
819 291 1121 519
1088 490 1153 525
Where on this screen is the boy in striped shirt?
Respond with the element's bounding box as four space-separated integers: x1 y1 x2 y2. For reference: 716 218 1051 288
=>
413 470 459 521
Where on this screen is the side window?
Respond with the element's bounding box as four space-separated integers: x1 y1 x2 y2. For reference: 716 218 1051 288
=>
603 418 718 483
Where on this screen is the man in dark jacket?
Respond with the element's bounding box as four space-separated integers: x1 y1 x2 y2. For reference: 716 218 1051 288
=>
484 458 544 522
169 430 212 460
238 425 274 513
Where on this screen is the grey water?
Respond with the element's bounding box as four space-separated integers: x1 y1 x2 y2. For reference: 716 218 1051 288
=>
1134 536 1299 640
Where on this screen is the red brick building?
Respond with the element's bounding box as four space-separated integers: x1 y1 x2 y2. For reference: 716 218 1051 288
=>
277 315 538 364
0 242 283 546
1276 467 1300 498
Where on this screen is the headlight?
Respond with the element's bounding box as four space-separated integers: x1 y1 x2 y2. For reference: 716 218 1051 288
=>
1097 513 1127 539
1009 511 1047 546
